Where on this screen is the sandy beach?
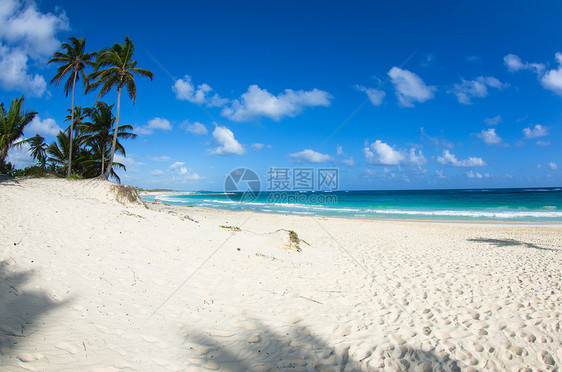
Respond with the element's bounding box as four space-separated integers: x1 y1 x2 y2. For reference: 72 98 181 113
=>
1 178 561 371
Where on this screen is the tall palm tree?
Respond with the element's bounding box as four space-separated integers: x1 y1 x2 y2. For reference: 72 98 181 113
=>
0 96 37 166
65 106 85 138
29 134 48 168
87 36 152 179
80 101 136 175
48 37 96 177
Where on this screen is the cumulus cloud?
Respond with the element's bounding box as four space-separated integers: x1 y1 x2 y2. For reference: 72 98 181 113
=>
114 154 145 171
505 53 562 96
222 85 332 122
151 169 164 176
172 75 228 107
6 138 33 167
548 162 558 170
437 150 486 167
184 121 208 135
540 53 562 95
503 54 545 74
210 126 245 155
355 85 385 106
0 0 68 97
169 161 201 180
25 115 61 136
523 124 548 139
137 117 172 135
477 128 503 145
363 140 426 166
484 115 502 126
288 149 333 164
466 171 483 179
388 67 436 107
0 45 46 96
449 76 508 104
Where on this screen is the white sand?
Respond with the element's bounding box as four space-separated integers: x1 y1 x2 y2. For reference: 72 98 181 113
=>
1 178 561 371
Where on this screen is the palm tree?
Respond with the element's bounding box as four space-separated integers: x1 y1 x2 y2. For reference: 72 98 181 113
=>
48 37 96 177
0 96 37 166
80 101 136 175
47 131 71 175
65 106 85 139
29 134 48 168
87 36 152 179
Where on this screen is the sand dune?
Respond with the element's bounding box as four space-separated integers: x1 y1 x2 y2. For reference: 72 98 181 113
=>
1 178 561 371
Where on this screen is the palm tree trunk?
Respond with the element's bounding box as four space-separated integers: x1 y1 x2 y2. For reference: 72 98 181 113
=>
67 70 77 178
104 87 121 180
101 145 105 175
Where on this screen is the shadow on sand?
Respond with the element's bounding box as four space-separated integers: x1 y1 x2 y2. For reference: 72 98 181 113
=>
184 318 462 371
0 174 20 186
468 237 557 252
0 260 69 360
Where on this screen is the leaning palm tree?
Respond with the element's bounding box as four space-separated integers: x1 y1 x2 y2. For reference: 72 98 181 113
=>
48 37 96 177
47 131 71 175
0 96 37 166
87 36 152 179
80 101 136 176
28 134 48 169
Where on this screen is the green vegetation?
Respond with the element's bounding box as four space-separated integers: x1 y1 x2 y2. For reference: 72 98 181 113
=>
86 36 153 180
49 37 96 177
0 35 152 183
219 225 241 231
0 96 37 170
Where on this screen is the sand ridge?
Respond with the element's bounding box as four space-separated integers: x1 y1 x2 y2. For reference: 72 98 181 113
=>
1 178 561 371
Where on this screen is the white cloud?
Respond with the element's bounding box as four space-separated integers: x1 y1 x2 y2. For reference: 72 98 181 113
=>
387 67 436 107
222 85 332 122
210 126 245 155
151 169 164 176
484 115 502 126
168 161 201 180
355 85 385 106
435 170 446 179
251 143 264 151
548 162 558 170
137 117 172 135
437 150 486 167
114 154 145 172
504 54 545 74
6 138 33 167
152 155 171 162
0 0 68 58
288 149 333 164
172 75 228 107
363 140 426 166
477 128 502 145
466 171 483 179
540 53 562 95
343 157 355 166
0 0 68 97
536 140 550 147
184 121 208 135
0 43 46 96
364 140 404 165
450 76 508 104
25 115 61 136
523 124 548 139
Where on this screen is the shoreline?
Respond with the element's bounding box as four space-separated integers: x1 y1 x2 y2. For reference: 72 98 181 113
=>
144 199 562 226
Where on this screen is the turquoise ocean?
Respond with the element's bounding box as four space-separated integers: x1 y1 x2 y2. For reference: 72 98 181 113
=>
141 188 562 222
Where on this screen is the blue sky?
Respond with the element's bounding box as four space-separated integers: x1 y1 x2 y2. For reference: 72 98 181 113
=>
1 0 561 190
